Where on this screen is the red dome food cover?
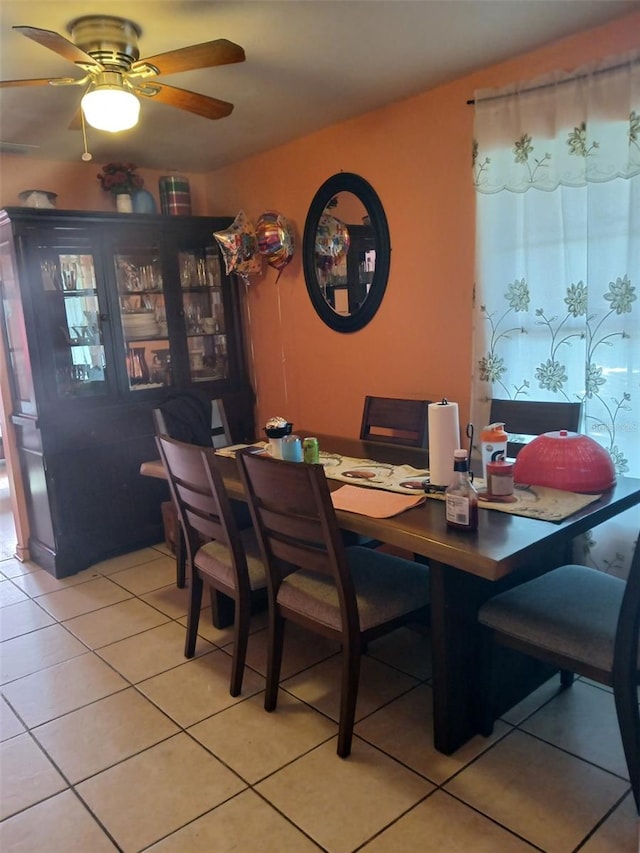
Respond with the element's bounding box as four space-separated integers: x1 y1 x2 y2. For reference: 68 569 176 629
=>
513 431 616 494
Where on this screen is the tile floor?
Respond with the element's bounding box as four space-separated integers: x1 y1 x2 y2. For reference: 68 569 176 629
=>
0 467 638 852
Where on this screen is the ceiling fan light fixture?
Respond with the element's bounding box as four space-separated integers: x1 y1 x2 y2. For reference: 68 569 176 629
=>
81 76 140 133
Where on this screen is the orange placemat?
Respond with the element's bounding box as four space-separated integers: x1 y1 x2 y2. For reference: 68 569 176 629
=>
331 484 426 518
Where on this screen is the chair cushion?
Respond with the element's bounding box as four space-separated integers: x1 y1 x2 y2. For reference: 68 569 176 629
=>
478 565 633 673
277 546 429 632
194 527 266 591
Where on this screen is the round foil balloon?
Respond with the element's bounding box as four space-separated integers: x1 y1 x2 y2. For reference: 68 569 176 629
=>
213 210 262 284
256 211 295 282
315 214 350 260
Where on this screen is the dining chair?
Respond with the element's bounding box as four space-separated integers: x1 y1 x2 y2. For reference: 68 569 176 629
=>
153 392 231 449
236 450 430 757
477 534 640 814
157 435 267 696
360 396 431 448
489 398 582 458
357 395 431 556
153 395 251 588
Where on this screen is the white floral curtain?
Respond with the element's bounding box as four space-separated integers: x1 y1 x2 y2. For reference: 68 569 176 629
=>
471 52 639 576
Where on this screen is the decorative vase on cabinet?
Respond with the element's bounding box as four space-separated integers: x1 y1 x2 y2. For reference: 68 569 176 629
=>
132 189 157 214
116 193 133 213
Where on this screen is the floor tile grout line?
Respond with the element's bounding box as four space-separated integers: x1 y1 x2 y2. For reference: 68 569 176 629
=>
7 557 429 688
0 509 621 848
571 789 636 852
511 724 632 786
250 787 330 853
2 544 634 851
5 614 456 826
431 788 549 853
181 717 336 787
34 721 188 789
66 786 126 853
5 580 627 788
3 556 456 850
3 570 629 765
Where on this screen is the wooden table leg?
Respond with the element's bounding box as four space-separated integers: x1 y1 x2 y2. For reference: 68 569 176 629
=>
211 590 235 628
429 556 560 755
429 559 491 754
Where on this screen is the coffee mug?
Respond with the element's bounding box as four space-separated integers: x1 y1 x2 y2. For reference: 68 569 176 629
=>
269 437 283 458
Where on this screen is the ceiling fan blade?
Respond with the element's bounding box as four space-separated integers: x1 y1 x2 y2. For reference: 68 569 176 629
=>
132 39 245 76
68 108 83 131
14 25 101 70
141 82 234 119
0 77 59 88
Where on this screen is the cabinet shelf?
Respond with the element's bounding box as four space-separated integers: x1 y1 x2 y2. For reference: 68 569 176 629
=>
118 288 164 295
51 288 98 297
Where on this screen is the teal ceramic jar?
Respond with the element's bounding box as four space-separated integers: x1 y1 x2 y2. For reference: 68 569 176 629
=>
132 189 157 214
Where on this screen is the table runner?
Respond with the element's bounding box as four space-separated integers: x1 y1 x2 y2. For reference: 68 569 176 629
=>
318 452 601 521
215 445 601 522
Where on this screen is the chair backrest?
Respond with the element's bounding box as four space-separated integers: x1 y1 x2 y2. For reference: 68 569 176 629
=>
210 399 231 448
489 399 582 457
152 392 231 448
236 451 359 626
360 396 431 448
156 435 247 580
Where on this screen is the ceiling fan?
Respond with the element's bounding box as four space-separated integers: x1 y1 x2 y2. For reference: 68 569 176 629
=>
0 15 245 133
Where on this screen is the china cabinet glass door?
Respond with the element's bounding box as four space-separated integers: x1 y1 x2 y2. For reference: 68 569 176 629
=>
0 238 37 415
178 246 228 383
40 249 109 400
113 236 172 391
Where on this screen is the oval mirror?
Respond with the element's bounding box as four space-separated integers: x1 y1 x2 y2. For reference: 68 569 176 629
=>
303 172 390 332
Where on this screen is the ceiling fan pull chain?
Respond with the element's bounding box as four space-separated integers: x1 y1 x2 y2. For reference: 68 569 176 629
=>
80 108 92 161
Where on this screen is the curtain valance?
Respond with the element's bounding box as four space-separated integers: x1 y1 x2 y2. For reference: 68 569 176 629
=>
473 53 640 193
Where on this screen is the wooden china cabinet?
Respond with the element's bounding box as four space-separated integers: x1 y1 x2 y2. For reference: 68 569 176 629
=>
0 207 255 577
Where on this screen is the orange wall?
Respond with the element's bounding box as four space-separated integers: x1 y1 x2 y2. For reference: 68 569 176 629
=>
203 12 640 439
1 12 638 442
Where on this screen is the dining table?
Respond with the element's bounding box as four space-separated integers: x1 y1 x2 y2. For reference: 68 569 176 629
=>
141 432 640 755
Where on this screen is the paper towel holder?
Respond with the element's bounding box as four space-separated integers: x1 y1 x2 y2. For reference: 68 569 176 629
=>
466 422 475 458
425 398 458 493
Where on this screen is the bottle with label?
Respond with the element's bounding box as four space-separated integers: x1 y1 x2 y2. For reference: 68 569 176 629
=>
486 458 514 500
480 422 508 481
445 449 479 531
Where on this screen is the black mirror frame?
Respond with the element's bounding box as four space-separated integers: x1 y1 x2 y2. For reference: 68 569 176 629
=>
302 172 391 333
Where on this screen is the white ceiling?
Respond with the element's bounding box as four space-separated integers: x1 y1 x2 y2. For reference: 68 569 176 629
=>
1 1 639 173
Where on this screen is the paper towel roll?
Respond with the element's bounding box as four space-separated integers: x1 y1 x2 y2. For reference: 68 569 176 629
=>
428 400 461 487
